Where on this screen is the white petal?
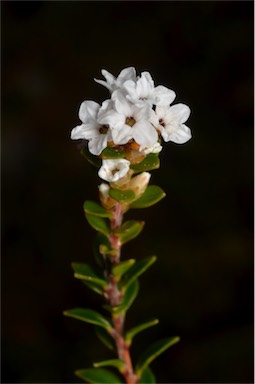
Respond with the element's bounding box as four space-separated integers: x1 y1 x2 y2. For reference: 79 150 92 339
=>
71 124 87 140
153 85 176 106
88 135 108 155
98 109 125 129
155 105 169 118
112 125 133 145
162 123 192 144
166 103 191 124
133 121 158 147
94 78 112 91
136 72 154 98
117 67 136 82
112 90 132 116
79 100 100 122
101 69 115 84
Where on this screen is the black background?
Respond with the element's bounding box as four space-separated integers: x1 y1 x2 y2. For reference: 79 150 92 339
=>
2 1 254 383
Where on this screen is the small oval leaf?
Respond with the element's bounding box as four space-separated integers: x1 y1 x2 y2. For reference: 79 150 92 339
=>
112 279 139 315
63 308 112 331
109 188 136 203
125 319 159 346
130 186 166 209
131 153 160 174
120 256 157 289
85 213 110 237
136 337 180 375
115 220 144 245
84 200 112 218
75 368 121 383
112 259 136 279
138 366 156 384
93 359 125 372
101 146 126 159
95 326 116 352
72 263 107 288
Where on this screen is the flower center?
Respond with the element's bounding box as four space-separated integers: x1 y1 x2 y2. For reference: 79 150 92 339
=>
159 118 165 127
112 168 120 175
125 117 136 127
99 125 109 134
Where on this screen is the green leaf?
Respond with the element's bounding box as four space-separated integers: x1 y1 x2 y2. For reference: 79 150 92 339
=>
115 220 144 245
85 213 110 237
112 259 136 279
95 326 115 352
82 281 104 296
120 256 157 289
131 153 160 174
93 359 125 372
63 308 112 331
112 279 139 315
136 337 180 375
138 366 156 384
72 263 107 288
101 146 126 159
75 368 121 383
80 146 101 167
125 319 159 346
93 233 110 267
109 188 136 203
130 186 166 209
84 200 112 218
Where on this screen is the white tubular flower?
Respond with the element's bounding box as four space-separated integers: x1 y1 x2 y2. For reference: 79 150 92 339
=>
155 103 192 144
94 67 137 93
71 100 112 156
98 159 131 182
99 90 158 148
123 71 176 107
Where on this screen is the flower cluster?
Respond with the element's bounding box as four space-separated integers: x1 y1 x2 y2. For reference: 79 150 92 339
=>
71 67 191 182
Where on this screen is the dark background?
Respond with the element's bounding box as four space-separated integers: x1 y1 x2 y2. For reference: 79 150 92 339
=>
2 1 254 383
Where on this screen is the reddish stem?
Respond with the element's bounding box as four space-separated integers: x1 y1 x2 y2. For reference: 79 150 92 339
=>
105 202 138 384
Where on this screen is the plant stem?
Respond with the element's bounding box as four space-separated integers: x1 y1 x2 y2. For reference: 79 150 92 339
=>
105 202 138 384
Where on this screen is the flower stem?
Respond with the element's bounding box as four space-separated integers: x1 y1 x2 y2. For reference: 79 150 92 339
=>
105 202 138 384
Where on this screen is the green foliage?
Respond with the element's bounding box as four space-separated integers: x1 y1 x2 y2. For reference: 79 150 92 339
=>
72 262 107 288
80 146 101 167
111 259 136 279
93 233 110 267
85 213 110 237
136 337 180 375
109 188 136 203
110 279 139 315
101 146 126 159
84 200 112 218
95 327 115 352
75 368 121 384
138 366 156 383
131 153 160 173
93 359 125 372
125 319 159 346
63 308 112 331
130 186 166 209
115 220 144 245
120 256 157 289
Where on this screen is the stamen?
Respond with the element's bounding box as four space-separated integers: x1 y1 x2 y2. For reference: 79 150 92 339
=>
125 117 136 127
99 125 109 134
159 118 165 127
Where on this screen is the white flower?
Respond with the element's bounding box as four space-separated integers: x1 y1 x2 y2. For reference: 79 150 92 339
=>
71 100 112 156
94 67 137 93
155 103 191 144
140 142 163 155
98 159 131 182
99 90 158 148
123 71 176 107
